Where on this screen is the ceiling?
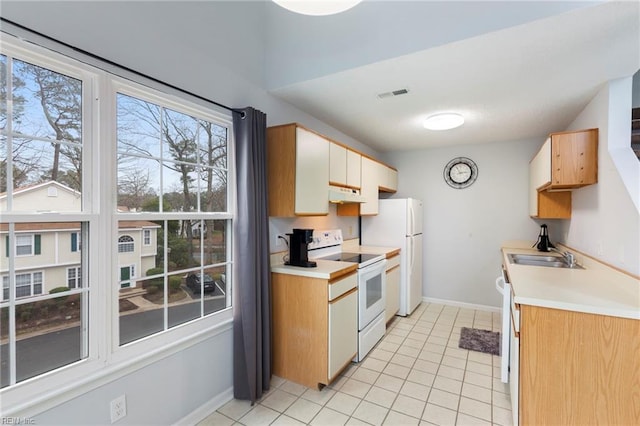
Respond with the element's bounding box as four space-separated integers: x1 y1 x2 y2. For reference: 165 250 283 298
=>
1 1 638 154
268 0 640 152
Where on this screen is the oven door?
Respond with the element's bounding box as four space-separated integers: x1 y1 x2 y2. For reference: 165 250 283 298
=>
358 259 387 329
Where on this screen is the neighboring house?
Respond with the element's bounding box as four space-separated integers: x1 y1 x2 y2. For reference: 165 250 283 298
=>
1 181 160 300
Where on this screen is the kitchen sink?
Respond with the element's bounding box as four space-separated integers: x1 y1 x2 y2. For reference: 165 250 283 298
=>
507 253 584 269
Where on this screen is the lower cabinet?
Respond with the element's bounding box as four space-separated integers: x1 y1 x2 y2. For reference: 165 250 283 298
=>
385 253 400 323
518 305 640 425
272 270 358 389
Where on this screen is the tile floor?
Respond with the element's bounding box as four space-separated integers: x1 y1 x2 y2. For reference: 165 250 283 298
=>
200 303 513 426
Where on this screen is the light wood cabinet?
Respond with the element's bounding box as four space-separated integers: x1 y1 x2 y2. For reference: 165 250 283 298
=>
379 163 398 193
329 142 361 189
272 268 358 389
517 305 639 425
267 124 329 217
359 157 380 215
529 128 598 219
385 252 400 323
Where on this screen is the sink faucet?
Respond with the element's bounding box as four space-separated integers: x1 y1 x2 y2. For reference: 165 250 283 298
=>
551 247 577 267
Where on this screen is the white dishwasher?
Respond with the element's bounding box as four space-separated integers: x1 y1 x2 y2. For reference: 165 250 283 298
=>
496 269 519 426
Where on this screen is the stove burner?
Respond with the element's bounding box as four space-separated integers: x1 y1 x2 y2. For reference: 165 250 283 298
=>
319 252 382 265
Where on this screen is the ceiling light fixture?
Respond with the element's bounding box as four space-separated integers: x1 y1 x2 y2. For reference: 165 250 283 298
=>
273 0 362 16
423 113 465 131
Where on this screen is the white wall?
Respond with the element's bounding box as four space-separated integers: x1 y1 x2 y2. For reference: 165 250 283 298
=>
269 204 359 254
560 78 640 275
32 329 233 425
383 138 543 308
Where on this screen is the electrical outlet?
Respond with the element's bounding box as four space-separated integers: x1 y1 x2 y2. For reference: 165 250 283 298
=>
110 395 127 423
275 234 287 249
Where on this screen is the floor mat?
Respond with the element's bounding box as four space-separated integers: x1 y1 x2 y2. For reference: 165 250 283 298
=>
458 327 500 355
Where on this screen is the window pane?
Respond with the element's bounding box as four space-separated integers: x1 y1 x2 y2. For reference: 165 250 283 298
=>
203 265 229 316
11 138 82 211
12 59 82 144
162 108 198 165
201 219 227 265
168 271 198 329
198 120 227 168
0 306 9 387
119 274 164 346
1 294 84 388
0 136 6 196
0 54 6 131
162 162 196 212
117 155 160 212
117 93 161 158
200 166 227 212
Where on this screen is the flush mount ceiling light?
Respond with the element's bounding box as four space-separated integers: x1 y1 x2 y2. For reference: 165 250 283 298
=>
273 0 362 16
423 113 465 131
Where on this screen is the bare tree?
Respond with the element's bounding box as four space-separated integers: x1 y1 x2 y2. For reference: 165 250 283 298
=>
23 62 82 183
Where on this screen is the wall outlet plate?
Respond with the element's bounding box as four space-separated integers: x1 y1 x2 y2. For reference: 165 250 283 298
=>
110 395 127 423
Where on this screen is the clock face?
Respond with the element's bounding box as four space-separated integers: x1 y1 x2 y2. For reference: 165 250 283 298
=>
444 157 478 189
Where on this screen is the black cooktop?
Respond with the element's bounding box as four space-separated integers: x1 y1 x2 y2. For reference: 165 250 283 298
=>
320 252 381 264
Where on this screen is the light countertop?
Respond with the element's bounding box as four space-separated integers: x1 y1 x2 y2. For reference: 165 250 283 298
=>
501 241 639 320
271 259 357 280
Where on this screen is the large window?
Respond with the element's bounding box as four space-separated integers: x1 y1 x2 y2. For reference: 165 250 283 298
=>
1 46 90 390
0 34 234 401
116 90 232 346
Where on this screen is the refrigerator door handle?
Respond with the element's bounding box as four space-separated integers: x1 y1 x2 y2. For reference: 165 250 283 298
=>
408 204 414 236
408 236 414 270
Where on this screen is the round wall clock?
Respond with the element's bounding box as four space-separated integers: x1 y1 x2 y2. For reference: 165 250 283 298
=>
443 157 478 189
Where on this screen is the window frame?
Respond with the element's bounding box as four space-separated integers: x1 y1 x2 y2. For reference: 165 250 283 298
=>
0 33 235 416
117 235 134 253
142 229 151 246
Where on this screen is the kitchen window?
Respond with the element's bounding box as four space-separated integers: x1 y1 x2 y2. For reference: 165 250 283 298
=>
0 33 234 411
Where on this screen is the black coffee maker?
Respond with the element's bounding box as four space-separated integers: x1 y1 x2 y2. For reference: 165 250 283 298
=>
286 229 317 268
533 224 555 252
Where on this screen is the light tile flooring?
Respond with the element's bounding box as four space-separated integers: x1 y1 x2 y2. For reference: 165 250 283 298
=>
200 303 513 426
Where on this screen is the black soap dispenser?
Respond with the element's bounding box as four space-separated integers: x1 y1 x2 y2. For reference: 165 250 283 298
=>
534 224 555 252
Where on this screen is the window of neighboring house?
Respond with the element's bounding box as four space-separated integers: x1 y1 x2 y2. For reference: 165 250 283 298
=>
143 229 151 246
67 266 81 289
2 272 43 300
118 235 134 253
14 234 40 256
71 231 81 252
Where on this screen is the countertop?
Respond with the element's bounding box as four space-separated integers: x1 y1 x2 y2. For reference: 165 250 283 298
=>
270 242 400 279
271 259 357 280
501 241 639 320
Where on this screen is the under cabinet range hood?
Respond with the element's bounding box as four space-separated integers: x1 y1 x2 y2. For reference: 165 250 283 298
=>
328 185 367 204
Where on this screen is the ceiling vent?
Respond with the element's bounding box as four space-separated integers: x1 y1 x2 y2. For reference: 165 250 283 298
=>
377 88 409 99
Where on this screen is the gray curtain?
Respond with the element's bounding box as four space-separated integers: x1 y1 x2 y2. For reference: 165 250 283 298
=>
232 107 271 403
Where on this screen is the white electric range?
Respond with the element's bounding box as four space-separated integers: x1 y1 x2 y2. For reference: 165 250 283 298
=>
308 230 387 361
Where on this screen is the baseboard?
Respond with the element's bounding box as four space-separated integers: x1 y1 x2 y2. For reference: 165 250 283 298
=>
174 386 233 426
422 297 501 313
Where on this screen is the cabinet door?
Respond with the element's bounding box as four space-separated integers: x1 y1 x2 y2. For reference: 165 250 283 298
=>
360 157 380 215
380 166 397 192
295 127 330 215
346 149 361 189
551 130 598 188
328 289 357 380
385 264 400 322
329 142 347 186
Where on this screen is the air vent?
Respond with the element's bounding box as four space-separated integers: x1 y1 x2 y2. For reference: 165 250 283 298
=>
377 88 409 99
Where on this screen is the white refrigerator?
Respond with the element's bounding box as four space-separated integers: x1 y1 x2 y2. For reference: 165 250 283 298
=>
361 198 423 316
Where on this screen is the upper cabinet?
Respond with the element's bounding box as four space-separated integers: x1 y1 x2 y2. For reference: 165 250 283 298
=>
329 142 361 189
359 157 380 216
529 128 598 219
268 123 397 217
267 124 330 217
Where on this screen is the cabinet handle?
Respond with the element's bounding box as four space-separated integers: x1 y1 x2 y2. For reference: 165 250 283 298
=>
580 152 584 156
